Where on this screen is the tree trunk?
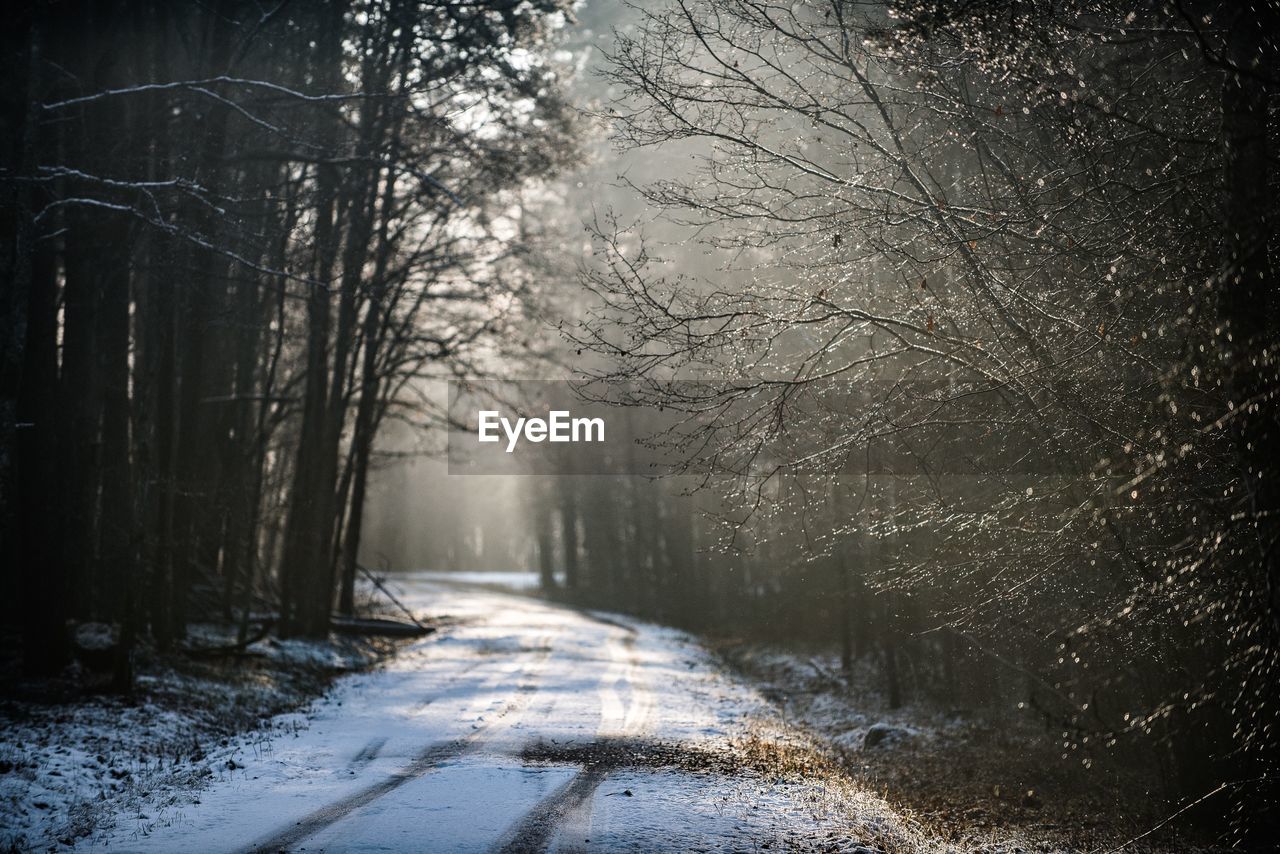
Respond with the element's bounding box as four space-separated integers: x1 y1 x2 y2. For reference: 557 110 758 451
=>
279 0 346 637
4 8 70 676
534 480 557 591
837 549 853 676
559 480 580 591
883 591 902 710
337 325 383 616
86 12 138 689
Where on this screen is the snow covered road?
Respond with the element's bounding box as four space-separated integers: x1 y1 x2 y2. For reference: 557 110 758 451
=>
104 579 923 853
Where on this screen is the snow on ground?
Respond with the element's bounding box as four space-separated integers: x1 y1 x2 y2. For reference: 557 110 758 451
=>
0 690 205 850
0 631 386 853
719 646 942 754
404 569 545 591
16 579 940 853
711 645 1198 853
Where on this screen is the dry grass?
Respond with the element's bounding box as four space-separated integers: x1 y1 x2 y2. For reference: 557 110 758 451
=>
517 725 839 782
707 639 1225 853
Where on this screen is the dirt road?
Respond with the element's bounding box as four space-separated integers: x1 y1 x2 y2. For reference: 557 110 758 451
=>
107 578 918 853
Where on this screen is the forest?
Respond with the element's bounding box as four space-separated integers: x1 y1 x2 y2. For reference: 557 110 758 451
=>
1 1 1278 851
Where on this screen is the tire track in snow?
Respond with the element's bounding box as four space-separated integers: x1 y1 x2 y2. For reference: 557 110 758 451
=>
347 736 387 769
243 633 557 853
495 619 654 853
492 764 609 854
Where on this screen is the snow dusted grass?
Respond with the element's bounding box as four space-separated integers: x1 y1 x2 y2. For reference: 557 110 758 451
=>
710 641 1210 853
722 723 939 853
0 630 391 852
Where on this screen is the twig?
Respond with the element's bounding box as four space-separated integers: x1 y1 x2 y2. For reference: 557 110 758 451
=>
1094 777 1266 853
358 564 428 631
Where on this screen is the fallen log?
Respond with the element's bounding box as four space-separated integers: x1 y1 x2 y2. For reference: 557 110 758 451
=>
329 616 436 638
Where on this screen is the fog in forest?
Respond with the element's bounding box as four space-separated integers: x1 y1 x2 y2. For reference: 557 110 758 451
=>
3 1 1278 851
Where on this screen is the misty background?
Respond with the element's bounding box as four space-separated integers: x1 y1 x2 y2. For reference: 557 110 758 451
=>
3 0 1278 847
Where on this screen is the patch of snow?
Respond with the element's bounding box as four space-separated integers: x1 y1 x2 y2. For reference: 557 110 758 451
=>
713 643 942 757
0 635 383 852
401 570 544 592
73 623 115 652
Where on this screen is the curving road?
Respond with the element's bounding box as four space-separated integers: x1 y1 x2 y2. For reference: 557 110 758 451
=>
109 578 911 853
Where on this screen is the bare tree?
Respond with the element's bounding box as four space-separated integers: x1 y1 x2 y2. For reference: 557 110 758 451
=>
564 0 1277 836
